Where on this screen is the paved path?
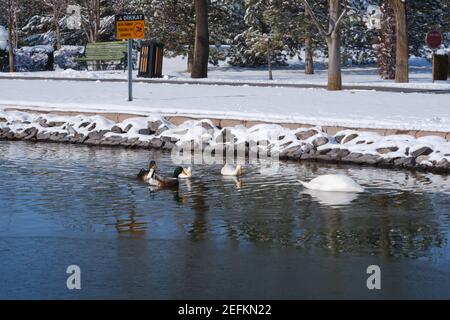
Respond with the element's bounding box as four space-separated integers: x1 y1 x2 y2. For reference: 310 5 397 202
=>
1 74 449 94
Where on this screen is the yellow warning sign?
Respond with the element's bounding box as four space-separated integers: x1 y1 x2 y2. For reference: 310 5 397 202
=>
116 14 145 40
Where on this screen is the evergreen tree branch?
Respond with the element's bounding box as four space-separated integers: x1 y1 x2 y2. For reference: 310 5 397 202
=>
301 0 328 37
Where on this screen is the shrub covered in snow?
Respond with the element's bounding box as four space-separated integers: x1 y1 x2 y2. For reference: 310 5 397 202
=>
54 45 85 69
0 26 7 71
0 26 8 51
14 45 54 72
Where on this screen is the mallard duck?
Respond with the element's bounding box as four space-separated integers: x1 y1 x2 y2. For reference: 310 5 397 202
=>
298 174 364 193
174 166 192 178
221 164 243 176
138 161 179 188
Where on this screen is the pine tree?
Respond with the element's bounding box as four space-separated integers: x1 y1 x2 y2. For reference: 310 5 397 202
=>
141 0 244 71
40 0 68 49
444 0 450 36
408 0 446 56
229 0 304 67
341 0 378 65
143 0 195 69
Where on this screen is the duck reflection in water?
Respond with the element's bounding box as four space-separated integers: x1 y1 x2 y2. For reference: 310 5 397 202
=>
115 208 148 235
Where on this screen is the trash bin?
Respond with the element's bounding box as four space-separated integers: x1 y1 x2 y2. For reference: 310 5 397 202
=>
138 41 163 78
432 54 448 81
448 54 450 77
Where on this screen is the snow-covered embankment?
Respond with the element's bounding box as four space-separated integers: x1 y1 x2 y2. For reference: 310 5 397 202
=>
0 110 449 174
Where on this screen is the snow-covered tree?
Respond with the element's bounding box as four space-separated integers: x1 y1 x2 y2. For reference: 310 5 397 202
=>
142 0 245 71
75 0 101 43
40 0 68 49
444 0 450 36
1 0 20 72
142 0 195 70
340 0 378 65
408 0 447 56
229 0 305 68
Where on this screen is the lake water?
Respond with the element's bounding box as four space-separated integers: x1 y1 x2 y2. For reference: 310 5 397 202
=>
0 140 449 299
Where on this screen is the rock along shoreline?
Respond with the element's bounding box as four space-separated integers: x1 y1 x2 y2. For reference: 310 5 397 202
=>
0 110 449 175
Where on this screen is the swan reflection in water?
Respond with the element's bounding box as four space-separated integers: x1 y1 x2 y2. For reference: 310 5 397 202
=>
302 189 360 207
222 175 242 189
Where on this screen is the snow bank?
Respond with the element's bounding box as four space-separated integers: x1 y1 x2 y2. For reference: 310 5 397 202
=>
1 79 449 132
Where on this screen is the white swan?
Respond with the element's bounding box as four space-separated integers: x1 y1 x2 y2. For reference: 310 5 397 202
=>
221 164 243 176
298 174 364 193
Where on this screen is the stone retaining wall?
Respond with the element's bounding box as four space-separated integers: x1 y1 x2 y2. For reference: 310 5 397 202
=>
5 108 450 141
0 109 449 175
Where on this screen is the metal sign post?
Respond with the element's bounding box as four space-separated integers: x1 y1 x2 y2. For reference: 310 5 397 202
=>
127 39 133 101
115 14 145 102
425 30 443 83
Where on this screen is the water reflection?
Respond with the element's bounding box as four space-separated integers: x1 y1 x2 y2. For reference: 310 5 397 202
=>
302 189 360 207
0 141 449 261
221 176 242 189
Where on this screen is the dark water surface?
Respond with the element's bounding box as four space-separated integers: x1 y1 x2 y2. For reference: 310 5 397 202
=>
0 141 449 299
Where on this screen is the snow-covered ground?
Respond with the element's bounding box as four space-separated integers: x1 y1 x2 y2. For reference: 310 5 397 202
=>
1 56 450 90
0 77 449 132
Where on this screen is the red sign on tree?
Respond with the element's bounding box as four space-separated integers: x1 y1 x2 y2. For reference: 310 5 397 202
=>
426 30 443 49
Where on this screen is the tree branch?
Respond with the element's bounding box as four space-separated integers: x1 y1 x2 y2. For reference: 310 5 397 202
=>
328 1 348 36
334 2 348 32
301 0 328 38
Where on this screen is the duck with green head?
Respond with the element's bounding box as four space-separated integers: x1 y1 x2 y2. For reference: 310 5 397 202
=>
138 161 191 187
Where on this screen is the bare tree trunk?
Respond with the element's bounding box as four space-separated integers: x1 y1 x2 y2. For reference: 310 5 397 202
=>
267 53 273 80
389 0 409 83
54 9 62 50
327 0 342 90
7 1 14 72
94 0 100 42
12 9 18 49
267 38 273 80
377 1 396 80
191 0 209 79
327 36 342 90
301 0 347 90
187 46 194 73
304 7 314 75
304 35 314 75
88 29 94 43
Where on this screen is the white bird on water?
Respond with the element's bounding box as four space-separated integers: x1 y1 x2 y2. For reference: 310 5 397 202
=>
221 164 243 176
298 174 364 193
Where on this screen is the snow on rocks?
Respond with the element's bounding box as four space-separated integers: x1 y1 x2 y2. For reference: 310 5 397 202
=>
0 110 449 174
